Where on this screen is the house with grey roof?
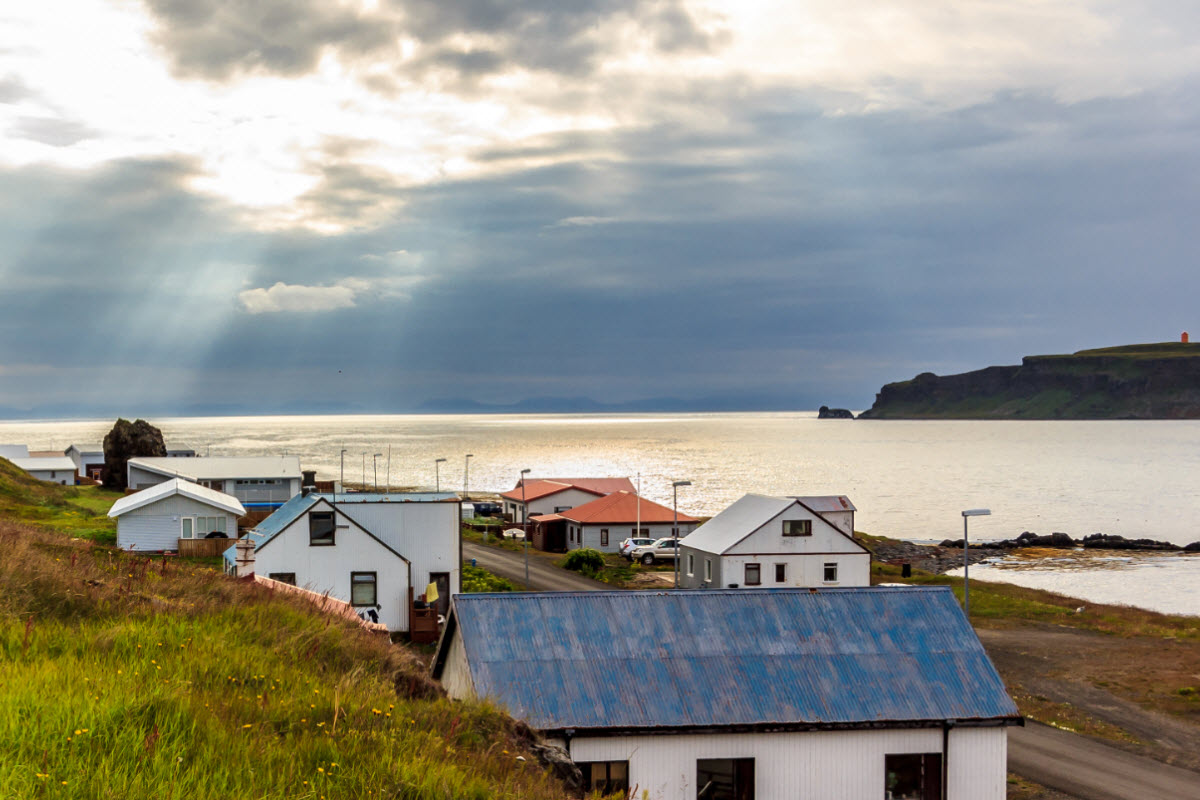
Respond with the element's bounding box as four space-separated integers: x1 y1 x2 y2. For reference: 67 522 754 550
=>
127 455 302 510
432 587 1021 800
108 478 245 551
223 491 461 634
9 455 79 485
677 494 871 590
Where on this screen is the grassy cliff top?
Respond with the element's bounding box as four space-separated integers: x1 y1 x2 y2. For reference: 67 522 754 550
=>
1035 342 1200 359
0 465 573 800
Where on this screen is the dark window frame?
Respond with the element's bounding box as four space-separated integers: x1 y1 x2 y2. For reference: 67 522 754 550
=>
600 528 609 547
745 562 762 586
884 753 942 800
310 511 336 546
697 757 755 800
774 563 786 582
268 572 297 586
824 562 838 583
350 571 378 607
782 519 812 537
579 760 629 795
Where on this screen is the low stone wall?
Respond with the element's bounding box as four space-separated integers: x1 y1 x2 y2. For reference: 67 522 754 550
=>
253 575 389 634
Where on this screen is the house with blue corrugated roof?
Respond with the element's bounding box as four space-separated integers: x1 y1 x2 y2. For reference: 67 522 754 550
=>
431 587 1020 800
224 490 461 634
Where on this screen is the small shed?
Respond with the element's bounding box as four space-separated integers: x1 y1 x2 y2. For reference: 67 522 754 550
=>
108 478 245 552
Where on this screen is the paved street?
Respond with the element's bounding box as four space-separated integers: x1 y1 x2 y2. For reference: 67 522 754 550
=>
463 541 610 592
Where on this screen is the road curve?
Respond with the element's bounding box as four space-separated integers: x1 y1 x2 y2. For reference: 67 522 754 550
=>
462 541 1200 799
1008 721 1200 800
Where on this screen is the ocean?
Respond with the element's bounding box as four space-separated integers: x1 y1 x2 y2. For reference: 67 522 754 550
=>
3 412 1198 614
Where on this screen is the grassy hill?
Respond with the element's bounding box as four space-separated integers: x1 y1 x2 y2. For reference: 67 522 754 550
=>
0 457 123 543
0 460 573 799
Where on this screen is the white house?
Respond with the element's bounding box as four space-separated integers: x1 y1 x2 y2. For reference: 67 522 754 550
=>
677 494 870 590
9 456 79 485
127 456 302 509
224 491 461 633
499 477 636 523
64 444 105 482
108 478 245 552
530 491 699 553
432 588 1021 800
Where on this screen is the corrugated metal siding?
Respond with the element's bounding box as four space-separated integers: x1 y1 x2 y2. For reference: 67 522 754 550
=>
452 587 1018 731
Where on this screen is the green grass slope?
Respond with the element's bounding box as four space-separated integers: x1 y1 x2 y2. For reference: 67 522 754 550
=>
0 471 573 800
0 457 123 543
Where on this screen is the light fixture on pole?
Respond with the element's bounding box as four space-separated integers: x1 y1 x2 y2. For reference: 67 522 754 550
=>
961 509 991 619
372 453 382 491
672 480 691 589
520 468 532 590
464 454 474 498
435 458 447 493
339 449 346 501
361 452 366 489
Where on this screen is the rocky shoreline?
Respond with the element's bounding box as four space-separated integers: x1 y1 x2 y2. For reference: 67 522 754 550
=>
869 532 1200 575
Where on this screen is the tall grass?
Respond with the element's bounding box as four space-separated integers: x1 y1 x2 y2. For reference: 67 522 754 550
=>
0 521 569 799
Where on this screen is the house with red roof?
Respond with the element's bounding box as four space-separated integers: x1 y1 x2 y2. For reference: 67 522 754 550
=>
499 477 636 526
531 490 699 553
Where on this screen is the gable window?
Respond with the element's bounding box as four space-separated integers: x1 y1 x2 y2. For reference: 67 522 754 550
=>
579 761 629 795
554 505 571 513
782 519 812 536
350 572 377 606
600 528 609 547
268 573 296 586
705 559 713 582
310 511 335 546
687 553 695 576
775 563 786 583
824 562 838 583
697 758 755 800
885 753 942 800
744 563 761 586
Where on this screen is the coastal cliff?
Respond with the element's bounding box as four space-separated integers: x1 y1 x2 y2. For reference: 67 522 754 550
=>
860 342 1200 419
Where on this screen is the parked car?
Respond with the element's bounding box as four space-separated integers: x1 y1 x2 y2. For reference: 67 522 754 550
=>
619 537 657 559
629 537 682 565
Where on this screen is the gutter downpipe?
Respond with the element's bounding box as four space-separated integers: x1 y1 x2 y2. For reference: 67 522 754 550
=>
942 720 953 800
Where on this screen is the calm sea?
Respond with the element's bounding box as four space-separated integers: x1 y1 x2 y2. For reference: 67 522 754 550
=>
3 412 1198 614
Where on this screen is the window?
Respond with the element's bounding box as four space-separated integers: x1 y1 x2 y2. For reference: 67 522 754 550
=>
310 511 335 546
182 516 226 539
697 758 754 800
775 563 786 582
824 562 838 583
688 553 695 576
671 526 679 537
600 528 609 547
579 761 629 795
782 519 812 536
268 573 296 586
554 505 571 513
744 563 761 586
885 753 942 800
350 572 377 606
705 558 713 582
632 527 649 536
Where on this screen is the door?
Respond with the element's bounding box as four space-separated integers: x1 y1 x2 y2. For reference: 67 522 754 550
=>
181 518 193 539
430 572 451 617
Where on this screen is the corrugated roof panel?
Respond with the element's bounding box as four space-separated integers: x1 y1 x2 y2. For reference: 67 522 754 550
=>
448 587 1018 731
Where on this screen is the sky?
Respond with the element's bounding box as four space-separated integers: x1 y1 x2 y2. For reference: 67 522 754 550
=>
2 1 1199 416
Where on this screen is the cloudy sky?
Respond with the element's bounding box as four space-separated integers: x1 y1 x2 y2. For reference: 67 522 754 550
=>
2 1 1199 415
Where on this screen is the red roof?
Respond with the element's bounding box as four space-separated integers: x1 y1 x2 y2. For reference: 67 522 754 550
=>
552 491 698 525
500 477 635 503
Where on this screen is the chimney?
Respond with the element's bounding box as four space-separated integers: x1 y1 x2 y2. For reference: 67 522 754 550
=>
235 536 256 578
302 469 317 496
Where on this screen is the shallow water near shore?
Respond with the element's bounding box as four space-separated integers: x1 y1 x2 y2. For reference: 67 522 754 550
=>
3 411 1199 614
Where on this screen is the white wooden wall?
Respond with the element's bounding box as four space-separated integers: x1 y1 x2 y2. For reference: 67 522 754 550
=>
565 726 1006 800
334 501 460 596
116 495 239 551
571 521 698 553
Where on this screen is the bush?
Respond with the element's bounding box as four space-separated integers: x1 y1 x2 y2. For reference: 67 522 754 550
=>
562 549 605 574
461 565 517 593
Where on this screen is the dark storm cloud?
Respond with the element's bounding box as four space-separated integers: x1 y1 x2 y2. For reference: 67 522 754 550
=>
9 115 97 147
141 0 723 85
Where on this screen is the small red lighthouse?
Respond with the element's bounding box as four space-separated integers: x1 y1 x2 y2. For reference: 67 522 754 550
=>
1183 332 1190 344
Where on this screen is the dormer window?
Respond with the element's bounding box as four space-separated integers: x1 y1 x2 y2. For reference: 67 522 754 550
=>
310 511 335 546
782 519 812 536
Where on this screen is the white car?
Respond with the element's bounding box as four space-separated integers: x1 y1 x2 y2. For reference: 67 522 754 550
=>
619 537 657 559
628 538 682 565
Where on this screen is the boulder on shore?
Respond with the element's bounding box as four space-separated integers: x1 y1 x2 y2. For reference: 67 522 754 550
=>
101 418 167 490
818 405 855 419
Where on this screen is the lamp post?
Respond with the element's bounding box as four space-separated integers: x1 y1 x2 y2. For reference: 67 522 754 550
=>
339 449 346 501
463 454 474 498
372 453 382 492
361 452 366 490
435 458 447 493
961 509 991 619
672 480 691 589
520 468 531 590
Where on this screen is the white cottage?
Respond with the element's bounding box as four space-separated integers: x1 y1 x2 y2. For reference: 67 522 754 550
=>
223 491 461 632
9 456 80 485
432 588 1022 800
108 478 245 551
677 494 870 589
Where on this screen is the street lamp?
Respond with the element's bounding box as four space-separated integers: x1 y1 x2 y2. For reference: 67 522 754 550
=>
463 454 474 498
672 480 691 589
435 458 447 492
361 452 366 489
372 453 382 491
961 509 991 619
520 468 532 590
339 449 346 501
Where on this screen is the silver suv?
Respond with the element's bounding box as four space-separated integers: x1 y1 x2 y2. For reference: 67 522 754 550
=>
629 537 681 565
618 537 657 559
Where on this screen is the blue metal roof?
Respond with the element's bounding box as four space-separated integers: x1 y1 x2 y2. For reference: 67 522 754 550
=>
440 587 1019 732
222 530 265 565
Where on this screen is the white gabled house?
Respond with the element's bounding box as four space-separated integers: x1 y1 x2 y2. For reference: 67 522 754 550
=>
224 491 461 634
432 588 1022 800
9 456 80 485
64 444 105 482
677 494 870 589
108 478 245 551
